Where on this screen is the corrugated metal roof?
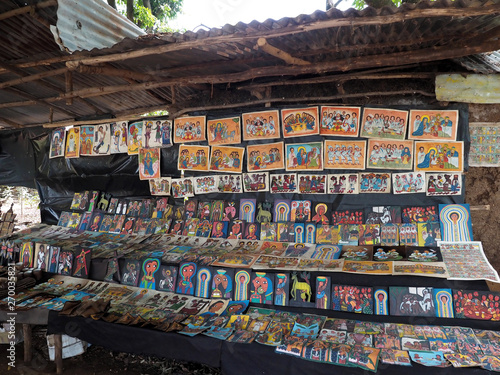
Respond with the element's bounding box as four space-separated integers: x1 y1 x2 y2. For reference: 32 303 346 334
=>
455 51 500 74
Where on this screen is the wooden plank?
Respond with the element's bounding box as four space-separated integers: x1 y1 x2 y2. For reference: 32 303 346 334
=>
436 74 500 103
470 205 490 211
22 324 32 363
486 280 500 292
54 334 63 375
0 0 56 21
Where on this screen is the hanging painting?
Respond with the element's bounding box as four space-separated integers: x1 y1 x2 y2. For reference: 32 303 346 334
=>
439 203 473 242
243 172 269 192
209 145 244 173
426 172 462 196
207 116 241 145
171 177 195 198
142 120 163 148
65 127 80 158
138 147 161 180
247 141 285 171
359 173 391 193
298 174 326 194
49 128 66 158
281 107 319 138
408 109 459 141
285 142 323 171
149 177 172 196
270 173 297 193
360 108 408 140
127 121 143 155
173 115 206 143
415 141 464 172
366 139 413 170
217 175 242 193
241 109 280 141
80 125 95 156
110 121 128 154
91 123 111 156
324 140 366 169
177 144 210 172
320 105 361 137
392 172 426 194
291 200 311 222
328 174 359 195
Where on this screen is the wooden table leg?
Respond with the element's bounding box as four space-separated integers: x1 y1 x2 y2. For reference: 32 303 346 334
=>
54 334 63 375
22 324 32 363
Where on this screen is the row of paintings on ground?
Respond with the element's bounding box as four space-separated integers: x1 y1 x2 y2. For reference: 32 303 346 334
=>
469 122 500 167
151 171 462 196
48 107 461 159
4 277 500 372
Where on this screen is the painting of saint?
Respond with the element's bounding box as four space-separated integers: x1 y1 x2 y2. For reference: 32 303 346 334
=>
366 139 413 170
173 115 206 143
242 110 280 141
247 142 284 171
320 106 361 137
409 109 459 141
110 121 128 154
360 108 408 140
414 141 463 172
138 147 161 180
209 146 244 173
177 145 210 172
49 128 66 158
285 142 323 172
65 127 80 158
281 107 319 138
208 116 241 145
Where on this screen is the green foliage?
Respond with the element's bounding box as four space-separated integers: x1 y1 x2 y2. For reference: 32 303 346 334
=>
351 0 402 9
116 0 184 32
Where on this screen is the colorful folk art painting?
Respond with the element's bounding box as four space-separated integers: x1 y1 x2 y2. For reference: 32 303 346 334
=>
247 141 284 172
281 107 319 138
426 172 462 196
379 224 399 246
285 142 323 171
392 172 426 194
291 200 311 222
324 140 366 170
320 106 361 137
348 345 380 372
121 260 140 286
373 246 405 261
239 198 256 223
149 177 172 196
20 242 33 267
359 173 391 193
433 289 454 318
207 116 241 145
250 272 274 305
453 289 500 321
367 139 413 170
365 206 401 224
176 262 197 295
260 222 276 241
211 269 233 299
34 243 49 271
110 121 129 154
49 128 66 158
310 244 341 260
173 115 206 143
332 285 373 314
274 273 289 306
80 125 94 156
234 269 251 301
360 108 408 140
331 210 363 225
298 174 326 194
138 147 161 180
409 109 459 141
380 349 411 366
241 109 280 141
358 224 380 245
402 205 438 223
399 223 418 245
177 144 210 172
217 174 242 193
90 123 110 156
195 268 212 298
328 174 359 194
211 221 229 238
439 203 473 242
311 203 329 225
157 265 177 292
243 222 260 240
138 258 160 289
209 145 244 173
171 178 195 198
374 288 389 315
270 173 297 193
228 220 244 239
316 276 331 309
417 222 441 246
57 251 73 275
415 141 464 172
127 121 143 155
389 286 435 317
65 127 80 158
243 172 269 192
273 199 291 222
193 176 217 194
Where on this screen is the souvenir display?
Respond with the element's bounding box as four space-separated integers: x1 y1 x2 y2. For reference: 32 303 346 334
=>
177 145 210 172
360 108 408 140
415 141 464 172
324 140 366 169
65 127 80 158
247 142 284 171
209 145 244 173
206 116 241 146
127 121 142 155
285 142 323 171
173 115 206 143
408 109 459 141
138 147 161 180
320 106 361 137
241 110 280 141
281 107 319 138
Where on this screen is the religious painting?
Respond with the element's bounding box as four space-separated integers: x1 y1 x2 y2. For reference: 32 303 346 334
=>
173 115 206 143
315 276 331 310
310 202 329 225
407 246 441 262
207 116 241 145
399 223 418 245
142 120 163 148
380 349 411 366
120 259 140 286
243 222 260 240
415 141 464 172
138 147 161 180
439 203 473 242
379 224 400 246
57 250 74 275
176 262 197 295
137 258 160 289
359 173 391 193
337 225 360 246
171 177 195 198
239 198 256 223
402 205 438 223
20 242 33 267
65 127 80 158
310 244 341 260
222 201 239 221
241 109 280 141
409 109 459 141
365 206 401 224
49 128 66 158
298 174 326 194
285 142 323 171
194 268 212 298
348 345 380 372
366 139 413 170
291 200 311 222
243 172 269 192
389 286 435 317
192 176 216 195
272 199 290 222
340 246 372 261
234 269 251 301
110 121 128 154
332 285 373 314
281 106 319 138
360 108 408 140
209 145 244 173
324 140 366 170
392 172 426 194
211 221 229 239
90 123 110 156
149 177 172 196
426 172 462 196
373 246 405 261
270 173 297 193
320 105 361 137
177 144 210 172
80 125 94 156
417 222 441 246
127 121 142 155
331 210 363 225
326 174 358 195
216 175 242 193
247 141 284 172
453 289 500 321
433 288 454 318
157 265 177 292
228 220 245 239
250 271 274 305
374 288 389 316
34 243 49 270
210 269 234 299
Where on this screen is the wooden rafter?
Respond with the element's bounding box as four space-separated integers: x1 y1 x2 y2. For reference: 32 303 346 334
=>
0 0 56 22
0 67 68 90
256 38 310 65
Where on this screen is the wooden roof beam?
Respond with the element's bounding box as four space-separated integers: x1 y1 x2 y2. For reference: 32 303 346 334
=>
0 0 56 22
256 38 310 65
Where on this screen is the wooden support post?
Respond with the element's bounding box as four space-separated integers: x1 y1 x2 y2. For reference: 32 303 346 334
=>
22 324 32 363
54 334 63 375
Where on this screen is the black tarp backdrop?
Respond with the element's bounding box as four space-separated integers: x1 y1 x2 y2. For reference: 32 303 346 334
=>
0 103 469 224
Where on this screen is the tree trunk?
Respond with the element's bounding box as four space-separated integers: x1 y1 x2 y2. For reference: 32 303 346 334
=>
127 0 134 21
143 0 151 11
107 0 116 9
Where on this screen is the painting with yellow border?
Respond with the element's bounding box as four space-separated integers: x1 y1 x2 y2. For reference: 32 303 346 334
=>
247 141 285 172
408 109 459 141
174 115 206 143
281 107 319 138
360 108 408 140
324 140 366 170
207 116 241 146
209 145 245 173
414 141 464 172
343 260 393 275
178 144 210 172
320 106 361 137
241 110 280 141
138 147 161 180
366 139 413 170
65 127 80 158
